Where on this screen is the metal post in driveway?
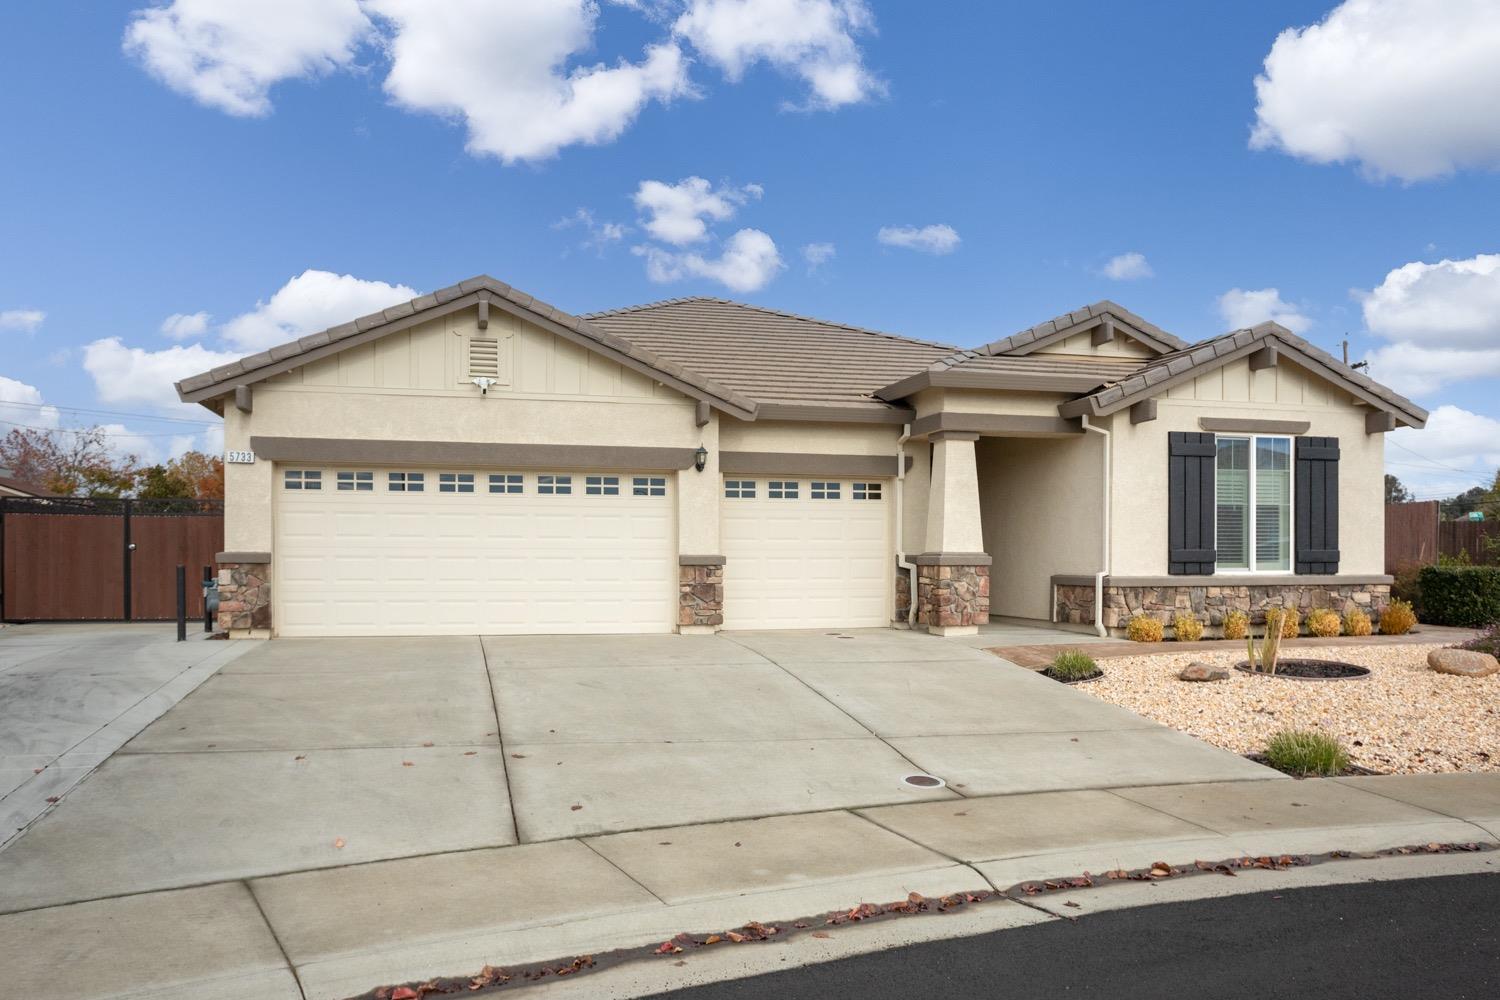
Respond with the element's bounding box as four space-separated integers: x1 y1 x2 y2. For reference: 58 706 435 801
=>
202 564 213 632
175 564 186 641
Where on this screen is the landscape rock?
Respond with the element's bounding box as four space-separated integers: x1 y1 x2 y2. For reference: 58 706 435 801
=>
1179 661 1231 682
1427 648 1499 678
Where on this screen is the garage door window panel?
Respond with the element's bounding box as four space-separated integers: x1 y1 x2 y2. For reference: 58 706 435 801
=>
811 481 841 500
769 481 800 499
439 473 475 494
388 472 425 492
337 471 373 491
538 475 572 495
852 482 882 500
725 480 756 499
489 474 523 494
633 476 666 496
585 475 620 496
284 469 322 490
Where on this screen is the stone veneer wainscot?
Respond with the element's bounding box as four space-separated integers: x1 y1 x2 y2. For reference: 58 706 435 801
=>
916 556 991 629
217 557 272 634
678 557 724 628
1053 575 1393 636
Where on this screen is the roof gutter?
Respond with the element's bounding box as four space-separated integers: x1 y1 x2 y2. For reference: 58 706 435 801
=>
895 423 917 628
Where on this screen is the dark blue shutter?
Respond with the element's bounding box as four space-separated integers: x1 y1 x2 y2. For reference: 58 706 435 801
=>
1295 437 1340 574
1168 432 1216 575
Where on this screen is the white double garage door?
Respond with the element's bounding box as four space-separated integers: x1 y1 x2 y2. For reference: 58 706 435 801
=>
275 466 891 636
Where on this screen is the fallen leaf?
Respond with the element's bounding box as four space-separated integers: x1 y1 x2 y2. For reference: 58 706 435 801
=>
1063 901 1081 908
421 741 434 747
463 751 477 756
811 931 831 939
704 934 722 945
333 837 346 849
570 804 583 811
510 753 527 759
32 768 42 774
402 761 414 768
725 931 746 943
390 987 419 999
733 841 742 847
293 755 306 762
654 941 682 955
45 796 59 804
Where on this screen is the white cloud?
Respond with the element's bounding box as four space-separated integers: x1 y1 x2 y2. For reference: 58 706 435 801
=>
633 176 760 245
1251 0 1500 182
553 208 628 254
673 0 883 108
160 311 211 339
1103 251 1153 281
0 309 46 334
1216 287 1312 333
802 241 835 271
81 338 242 412
368 0 691 163
1389 405 1500 495
877 224 959 255
219 269 416 351
1360 253 1500 350
123 0 373 117
635 228 783 292
1354 253 1500 394
0 375 61 429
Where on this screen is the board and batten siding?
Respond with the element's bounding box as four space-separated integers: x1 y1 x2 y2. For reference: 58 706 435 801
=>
1108 355 1384 578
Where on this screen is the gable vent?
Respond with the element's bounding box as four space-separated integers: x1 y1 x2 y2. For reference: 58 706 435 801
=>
468 337 499 379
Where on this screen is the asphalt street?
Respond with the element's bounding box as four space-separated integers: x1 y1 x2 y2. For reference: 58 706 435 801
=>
649 873 1500 999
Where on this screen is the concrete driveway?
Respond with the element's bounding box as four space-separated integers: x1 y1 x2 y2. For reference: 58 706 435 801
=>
0 626 1276 914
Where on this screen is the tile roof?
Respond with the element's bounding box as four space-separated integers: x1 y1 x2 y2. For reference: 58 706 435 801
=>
584 297 958 412
972 300 1189 357
1058 322 1429 427
175 276 759 418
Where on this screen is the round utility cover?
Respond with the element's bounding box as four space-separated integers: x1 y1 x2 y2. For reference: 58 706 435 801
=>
902 773 946 789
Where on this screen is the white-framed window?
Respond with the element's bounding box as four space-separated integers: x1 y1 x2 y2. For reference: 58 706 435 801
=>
811 481 841 500
633 476 666 496
439 473 475 493
769 480 799 499
284 469 321 490
489 473 523 494
585 475 620 496
336 471 373 492
1216 435 1292 572
538 474 572 495
724 480 756 498
852 481 882 501
388 472 425 493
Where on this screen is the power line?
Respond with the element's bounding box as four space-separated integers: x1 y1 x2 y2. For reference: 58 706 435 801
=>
1387 438 1484 476
0 399 220 427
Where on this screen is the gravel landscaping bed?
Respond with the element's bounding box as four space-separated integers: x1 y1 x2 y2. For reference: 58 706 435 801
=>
1074 642 1498 775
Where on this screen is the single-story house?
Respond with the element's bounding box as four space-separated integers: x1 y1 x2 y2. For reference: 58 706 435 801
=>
0 469 58 498
176 275 1426 639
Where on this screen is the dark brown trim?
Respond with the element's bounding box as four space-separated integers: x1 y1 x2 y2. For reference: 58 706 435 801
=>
753 402 914 424
718 451 908 477
877 368 1111 402
1129 399 1157 424
1003 314 1180 358
233 385 252 414
217 551 271 564
250 436 699 471
1366 411 1397 434
1091 316 1115 347
910 412 1082 438
1249 345 1279 370
1051 573 1392 587
476 296 489 330
927 430 981 442
695 400 711 427
678 554 726 566
1198 417 1311 435
913 552 993 566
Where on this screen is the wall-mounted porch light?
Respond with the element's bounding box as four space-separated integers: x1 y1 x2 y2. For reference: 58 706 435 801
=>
694 446 709 472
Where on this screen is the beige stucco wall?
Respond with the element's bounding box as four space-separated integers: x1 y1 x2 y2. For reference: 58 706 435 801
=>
1110 356 1385 577
978 433 1105 620
1033 331 1157 359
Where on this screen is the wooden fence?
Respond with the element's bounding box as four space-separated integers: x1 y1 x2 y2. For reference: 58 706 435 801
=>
0 496 223 621
1385 501 1496 572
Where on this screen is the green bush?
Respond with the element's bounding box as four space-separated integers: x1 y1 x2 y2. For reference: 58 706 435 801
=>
1417 565 1500 628
1048 649 1099 681
1390 560 1424 616
1264 729 1350 777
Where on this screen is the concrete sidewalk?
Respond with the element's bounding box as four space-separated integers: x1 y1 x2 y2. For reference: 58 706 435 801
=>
0 623 251 850
3 771 1496 1000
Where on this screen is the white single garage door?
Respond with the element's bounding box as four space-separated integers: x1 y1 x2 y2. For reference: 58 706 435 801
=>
274 466 675 636
721 477 891 629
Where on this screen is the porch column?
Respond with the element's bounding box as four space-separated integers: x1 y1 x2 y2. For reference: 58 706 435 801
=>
918 432 991 636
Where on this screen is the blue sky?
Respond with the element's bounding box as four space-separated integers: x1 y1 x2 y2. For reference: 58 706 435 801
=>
1 1 1498 497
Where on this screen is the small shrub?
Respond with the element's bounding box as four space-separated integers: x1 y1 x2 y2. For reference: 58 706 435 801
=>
1222 610 1249 641
1380 598 1417 636
1344 608 1373 637
1172 612 1203 642
1126 615 1163 642
1416 565 1500 628
1264 729 1350 777
1460 621 1500 657
1048 649 1099 681
1305 608 1342 638
1278 607 1301 638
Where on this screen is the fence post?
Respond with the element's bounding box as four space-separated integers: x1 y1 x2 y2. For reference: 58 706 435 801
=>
123 498 134 621
175 564 186 642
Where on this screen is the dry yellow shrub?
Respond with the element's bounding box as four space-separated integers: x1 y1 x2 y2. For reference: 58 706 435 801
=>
1127 615 1164 642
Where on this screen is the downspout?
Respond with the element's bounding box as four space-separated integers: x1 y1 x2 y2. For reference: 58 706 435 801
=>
895 423 918 628
1080 414 1111 638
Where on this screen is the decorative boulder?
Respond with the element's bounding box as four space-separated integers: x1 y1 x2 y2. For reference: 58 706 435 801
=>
1427 648 1499 678
1179 662 1230 682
